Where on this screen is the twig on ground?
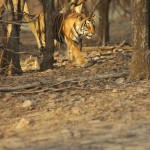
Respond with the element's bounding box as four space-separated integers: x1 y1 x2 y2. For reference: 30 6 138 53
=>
9 85 126 94
96 71 128 79
0 72 128 93
113 40 126 52
83 40 127 52
0 82 41 92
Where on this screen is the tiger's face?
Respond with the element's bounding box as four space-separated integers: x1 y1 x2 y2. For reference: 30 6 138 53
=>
82 18 95 39
77 15 95 39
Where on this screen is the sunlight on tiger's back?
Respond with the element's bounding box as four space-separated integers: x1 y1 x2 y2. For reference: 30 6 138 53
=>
24 4 95 67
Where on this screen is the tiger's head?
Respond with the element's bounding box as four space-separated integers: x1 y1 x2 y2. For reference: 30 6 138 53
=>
75 14 95 39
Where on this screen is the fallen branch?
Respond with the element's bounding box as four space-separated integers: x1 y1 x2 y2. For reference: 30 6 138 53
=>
0 72 128 93
12 86 91 94
0 82 41 92
113 40 126 52
0 79 77 92
11 86 126 94
83 40 127 52
96 71 128 79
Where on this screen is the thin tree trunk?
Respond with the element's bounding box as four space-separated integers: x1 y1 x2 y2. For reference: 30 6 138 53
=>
40 0 54 71
0 0 8 74
0 23 11 74
0 0 25 75
129 0 150 80
98 0 109 46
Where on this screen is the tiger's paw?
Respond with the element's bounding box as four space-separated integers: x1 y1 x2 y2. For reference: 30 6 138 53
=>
77 60 97 68
83 60 96 68
75 58 87 67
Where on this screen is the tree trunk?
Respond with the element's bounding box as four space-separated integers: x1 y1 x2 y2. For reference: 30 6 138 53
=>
7 25 22 75
98 0 110 46
40 0 54 71
129 0 150 80
0 0 25 75
0 22 9 74
0 0 8 74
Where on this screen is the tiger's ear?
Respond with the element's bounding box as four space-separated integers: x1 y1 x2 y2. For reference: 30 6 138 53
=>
79 14 86 21
91 14 95 18
79 16 83 21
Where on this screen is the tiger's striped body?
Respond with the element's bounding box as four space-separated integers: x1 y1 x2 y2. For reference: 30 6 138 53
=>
24 7 95 66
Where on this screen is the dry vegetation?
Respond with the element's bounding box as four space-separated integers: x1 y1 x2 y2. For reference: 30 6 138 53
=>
0 1 150 149
0 17 150 149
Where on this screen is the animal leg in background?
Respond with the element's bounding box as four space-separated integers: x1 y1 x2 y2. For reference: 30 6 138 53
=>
65 37 86 67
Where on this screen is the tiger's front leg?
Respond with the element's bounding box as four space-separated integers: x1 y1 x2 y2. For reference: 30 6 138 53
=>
65 38 87 67
66 47 74 63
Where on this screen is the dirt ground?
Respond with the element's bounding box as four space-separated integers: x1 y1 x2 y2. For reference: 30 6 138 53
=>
0 17 150 150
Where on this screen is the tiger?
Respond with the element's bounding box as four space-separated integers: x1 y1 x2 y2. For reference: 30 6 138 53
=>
24 5 95 67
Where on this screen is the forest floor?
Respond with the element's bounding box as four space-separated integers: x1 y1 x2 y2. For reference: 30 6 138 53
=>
0 18 150 150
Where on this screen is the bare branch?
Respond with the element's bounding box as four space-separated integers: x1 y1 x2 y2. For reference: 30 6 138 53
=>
0 82 41 92
0 72 128 92
0 44 40 57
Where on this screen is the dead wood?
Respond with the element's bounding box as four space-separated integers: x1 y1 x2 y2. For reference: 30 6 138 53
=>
0 72 128 93
12 85 126 94
0 79 77 92
0 82 41 92
83 40 126 52
96 72 128 79
113 40 126 52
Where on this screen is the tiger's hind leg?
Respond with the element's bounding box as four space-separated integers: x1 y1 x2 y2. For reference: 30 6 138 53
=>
65 37 74 64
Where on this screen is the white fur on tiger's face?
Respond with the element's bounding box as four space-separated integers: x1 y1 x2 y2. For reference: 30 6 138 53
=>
73 14 95 40
82 19 95 39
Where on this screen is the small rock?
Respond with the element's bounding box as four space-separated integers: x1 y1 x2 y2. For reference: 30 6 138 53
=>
24 55 34 64
71 107 81 115
143 98 150 102
45 69 53 73
2 93 12 102
62 91 68 97
105 85 111 89
115 77 125 84
22 100 32 108
61 129 72 137
54 51 60 56
62 61 68 66
70 90 77 96
81 70 90 76
18 96 27 101
136 87 148 94
93 56 99 61
112 89 118 93
73 131 81 138
49 94 58 99
129 95 134 99
15 118 30 129
0 132 3 139
90 67 98 75
89 96 95 101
